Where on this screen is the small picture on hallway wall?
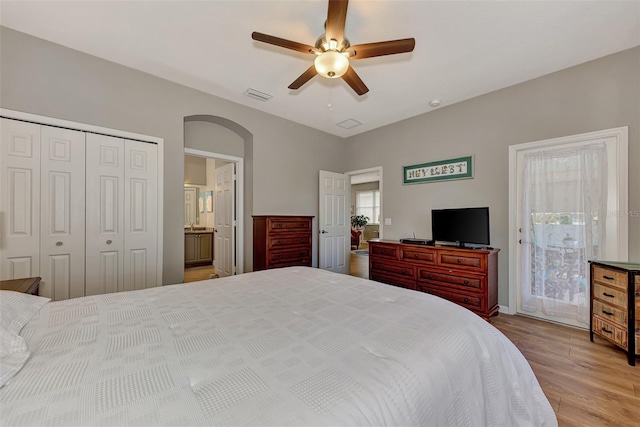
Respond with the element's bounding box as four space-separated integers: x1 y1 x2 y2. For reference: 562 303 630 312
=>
403 156 473 184
199 192 205 213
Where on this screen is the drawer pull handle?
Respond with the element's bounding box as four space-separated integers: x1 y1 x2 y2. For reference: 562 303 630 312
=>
456 259 462 263
601 327 613 334
300 239 304 243
381 250 385 254
401 269 406 274
428 274 433 279
463 280 468 285
415 254 419 258
463 298 469 303
603 275 615 280
279 255 283 259
602 292 615 298
602 309 614 316
279 240 283 244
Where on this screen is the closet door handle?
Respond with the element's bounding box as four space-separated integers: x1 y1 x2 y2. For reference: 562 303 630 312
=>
56 241 63 246
106 240 112 245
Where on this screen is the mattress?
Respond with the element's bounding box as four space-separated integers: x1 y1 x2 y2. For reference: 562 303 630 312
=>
1 267 557 426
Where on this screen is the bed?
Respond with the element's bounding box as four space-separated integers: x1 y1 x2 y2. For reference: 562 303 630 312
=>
1 267 557 426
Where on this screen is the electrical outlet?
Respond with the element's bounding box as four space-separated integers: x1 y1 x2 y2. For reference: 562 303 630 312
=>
384 218 392 225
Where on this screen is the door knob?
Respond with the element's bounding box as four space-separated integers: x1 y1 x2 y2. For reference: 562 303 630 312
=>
321 230 328 234
56 241 63 246
106 240 112 244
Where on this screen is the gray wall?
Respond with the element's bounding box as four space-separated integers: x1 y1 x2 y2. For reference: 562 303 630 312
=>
0 27 347 283
345 47 640 307
185 120 245 158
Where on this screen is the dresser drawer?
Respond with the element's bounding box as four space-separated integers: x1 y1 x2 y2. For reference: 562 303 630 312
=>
370 271 416 290
269 258 312 269
437 251 483 271
370 244 399 259
401 248 435 264
419 284 483 310
268 235 311 249
593 300 626 327
268 248 311 264
371 261 415 279
593 283 627 308
593 266 628 290
268 218 312 233
593 316 627 349
417 268 482 291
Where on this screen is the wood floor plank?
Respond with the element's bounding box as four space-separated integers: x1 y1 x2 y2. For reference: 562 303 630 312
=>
492 315 640 427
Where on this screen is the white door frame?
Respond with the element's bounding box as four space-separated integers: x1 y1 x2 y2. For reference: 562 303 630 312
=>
184 148 243 274
0 108 164 286
346 166 383 240
507 127 628 315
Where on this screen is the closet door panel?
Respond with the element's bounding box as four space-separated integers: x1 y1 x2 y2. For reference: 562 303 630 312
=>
40 126 85 300
124 140 158 291
0 118 40 280
85 134 124 295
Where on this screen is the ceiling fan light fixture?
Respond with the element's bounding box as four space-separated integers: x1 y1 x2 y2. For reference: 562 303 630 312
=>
314 50 349 78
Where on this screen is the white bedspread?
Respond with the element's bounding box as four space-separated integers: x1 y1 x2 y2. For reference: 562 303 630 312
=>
0 267 556 426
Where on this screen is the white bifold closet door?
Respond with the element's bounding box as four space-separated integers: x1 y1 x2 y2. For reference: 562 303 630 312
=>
40 126 86 300
85 134 157 295
0 119 41 280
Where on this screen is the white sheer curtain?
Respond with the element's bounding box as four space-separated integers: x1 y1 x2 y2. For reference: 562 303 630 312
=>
520 142 608 325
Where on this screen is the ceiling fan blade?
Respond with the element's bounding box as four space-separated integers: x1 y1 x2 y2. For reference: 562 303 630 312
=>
288 65 318 90
325 0 348 43
252 32 317 54
342 66 369 96
347 38 416 59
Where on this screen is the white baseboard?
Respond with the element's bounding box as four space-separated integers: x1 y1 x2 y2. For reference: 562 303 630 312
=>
498 304 512 315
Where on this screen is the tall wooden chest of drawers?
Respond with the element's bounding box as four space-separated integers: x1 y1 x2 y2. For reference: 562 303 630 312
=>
369 240 499 320
253 215 314 271
589 260 640 366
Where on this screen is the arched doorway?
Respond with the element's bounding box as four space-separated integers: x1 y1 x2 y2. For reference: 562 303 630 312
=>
183 115 254 279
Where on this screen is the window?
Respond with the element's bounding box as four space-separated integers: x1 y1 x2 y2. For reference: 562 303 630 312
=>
356 190 380 224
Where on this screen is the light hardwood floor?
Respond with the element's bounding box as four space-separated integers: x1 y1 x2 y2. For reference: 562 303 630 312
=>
184 265 216 283
349 254 640 427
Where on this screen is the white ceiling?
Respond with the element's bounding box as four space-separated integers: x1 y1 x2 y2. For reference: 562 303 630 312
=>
1 1 639 138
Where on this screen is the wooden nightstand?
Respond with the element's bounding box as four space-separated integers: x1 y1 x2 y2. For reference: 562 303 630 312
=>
0 277 41 295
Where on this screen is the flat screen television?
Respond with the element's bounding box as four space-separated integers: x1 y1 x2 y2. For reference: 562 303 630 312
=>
431 207 490 247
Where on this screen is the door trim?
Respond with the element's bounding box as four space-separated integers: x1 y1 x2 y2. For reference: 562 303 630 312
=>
184 148 243 274
346 166 383 240
507 127 628 315
1 108 164 286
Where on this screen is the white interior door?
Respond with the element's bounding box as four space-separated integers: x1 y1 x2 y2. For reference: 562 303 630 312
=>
0 118 41 280
319 170 349 274
124 139 158 291
85 133 125 295
214 162 235 277
40 126 86 300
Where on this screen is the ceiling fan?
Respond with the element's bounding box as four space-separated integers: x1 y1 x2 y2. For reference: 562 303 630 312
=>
251 0 415 96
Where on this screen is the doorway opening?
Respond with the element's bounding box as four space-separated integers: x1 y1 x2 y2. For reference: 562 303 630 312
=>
347 166 383 279
508 127 628 328
183 148 244 282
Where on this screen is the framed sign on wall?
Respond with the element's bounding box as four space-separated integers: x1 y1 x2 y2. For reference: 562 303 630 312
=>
403 156 473 184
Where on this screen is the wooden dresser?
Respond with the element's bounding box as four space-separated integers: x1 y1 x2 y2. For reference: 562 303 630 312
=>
253 215 313 271
589 260 640 366
369 240 499 320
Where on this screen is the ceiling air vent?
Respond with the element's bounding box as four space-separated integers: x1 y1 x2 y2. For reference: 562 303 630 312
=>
244 88 272 102
336 119 362 129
